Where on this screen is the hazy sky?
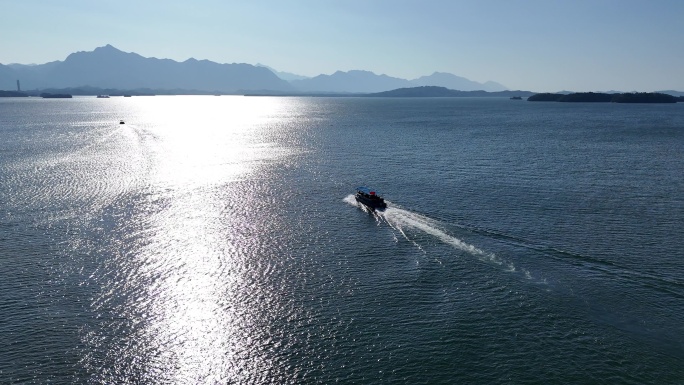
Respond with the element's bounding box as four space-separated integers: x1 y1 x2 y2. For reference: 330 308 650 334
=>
1 0 683 92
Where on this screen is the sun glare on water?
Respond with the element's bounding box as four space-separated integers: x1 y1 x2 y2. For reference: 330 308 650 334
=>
89 96 305 383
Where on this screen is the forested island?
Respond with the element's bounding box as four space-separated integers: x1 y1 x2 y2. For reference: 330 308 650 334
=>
528 92 678 103
364 86 535 98
40 93 73 98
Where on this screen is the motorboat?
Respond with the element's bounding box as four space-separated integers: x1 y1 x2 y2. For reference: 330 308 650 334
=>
355 186 387 210
119 120 125 124
97 95 110 98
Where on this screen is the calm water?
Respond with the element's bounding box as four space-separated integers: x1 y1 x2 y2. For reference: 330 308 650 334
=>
0 96 683 384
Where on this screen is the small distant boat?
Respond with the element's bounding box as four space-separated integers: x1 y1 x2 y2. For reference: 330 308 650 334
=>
355 186 387 210
510 96 523 100
97 95 110 98
123 95 132 97
119 120 125 124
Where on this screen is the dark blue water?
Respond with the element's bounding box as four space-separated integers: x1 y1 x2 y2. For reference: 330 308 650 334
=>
1 96 683 384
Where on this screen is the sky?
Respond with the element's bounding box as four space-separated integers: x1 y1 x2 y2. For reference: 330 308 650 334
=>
1 0 683 92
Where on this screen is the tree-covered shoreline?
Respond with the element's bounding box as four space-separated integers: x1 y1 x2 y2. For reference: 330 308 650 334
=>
528 92 678 103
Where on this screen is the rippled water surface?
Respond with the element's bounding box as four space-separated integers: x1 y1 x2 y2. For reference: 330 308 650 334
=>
1 96 683 384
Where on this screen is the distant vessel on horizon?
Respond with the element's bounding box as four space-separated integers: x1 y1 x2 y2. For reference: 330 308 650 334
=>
97 95 110 98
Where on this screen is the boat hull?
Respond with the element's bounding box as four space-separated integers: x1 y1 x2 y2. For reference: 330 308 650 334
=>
355 194 387 210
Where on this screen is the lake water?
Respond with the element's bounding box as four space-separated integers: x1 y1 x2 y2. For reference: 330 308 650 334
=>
1 96 683 384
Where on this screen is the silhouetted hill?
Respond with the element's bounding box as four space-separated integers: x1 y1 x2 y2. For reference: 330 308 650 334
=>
256 64 309 81
527 93 564 101
0 90 28 97
291 70 413 93
528 92 678 103
0 45 293 92
0 64 17 89
290 70 507 93
612 92 677 103
4 61 61 89
364 86 534 97
40 93 72 98
559 92 614 102
657 90 684 97
410 72 506 92
4 45 680 96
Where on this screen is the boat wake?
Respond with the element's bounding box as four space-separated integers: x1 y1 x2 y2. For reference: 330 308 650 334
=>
344 195 533 279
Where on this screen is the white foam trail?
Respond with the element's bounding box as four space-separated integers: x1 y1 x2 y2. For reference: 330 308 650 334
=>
343 194 360 208
344 198 534 278
382 207 504 264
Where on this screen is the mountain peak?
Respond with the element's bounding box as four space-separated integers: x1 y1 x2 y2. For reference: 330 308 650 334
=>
412 72 507 91
94 44 120 52
16 45 293 92
64 44 127 64
1 44 509 94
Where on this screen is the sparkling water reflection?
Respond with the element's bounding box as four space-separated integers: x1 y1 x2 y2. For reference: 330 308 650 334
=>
77 97 312 383
0 97 682 384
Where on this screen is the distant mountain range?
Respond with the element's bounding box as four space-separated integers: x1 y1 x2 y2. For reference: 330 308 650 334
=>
255 64 310 82
364 86 534 98
289 71 506 93
1 45 292 93
0 45 508 94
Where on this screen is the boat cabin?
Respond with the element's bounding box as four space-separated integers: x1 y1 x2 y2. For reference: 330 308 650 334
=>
355 186 387 209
